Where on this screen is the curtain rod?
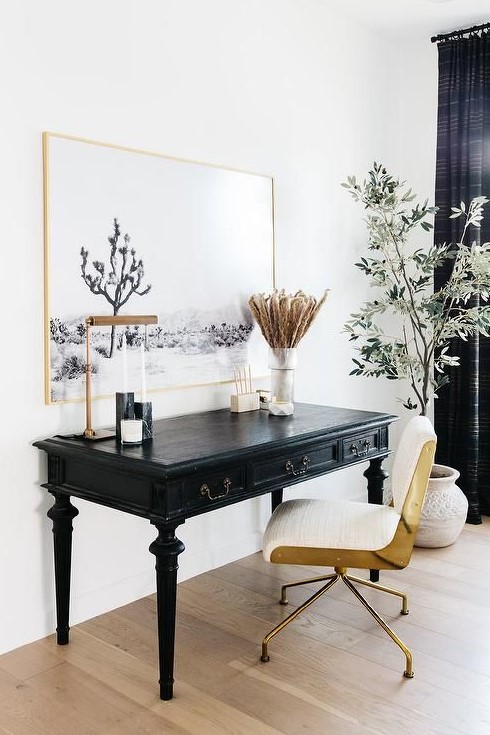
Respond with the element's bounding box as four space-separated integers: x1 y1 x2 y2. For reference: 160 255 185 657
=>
431 21 490 44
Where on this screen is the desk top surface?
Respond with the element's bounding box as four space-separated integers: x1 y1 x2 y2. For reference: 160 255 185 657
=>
35 403 397 473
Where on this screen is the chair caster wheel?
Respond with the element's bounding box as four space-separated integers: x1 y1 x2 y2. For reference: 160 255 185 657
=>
403 670 414 678
279 599 288 605
261 654 270 663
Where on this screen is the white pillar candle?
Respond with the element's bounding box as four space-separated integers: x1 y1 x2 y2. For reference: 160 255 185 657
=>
120 418 143 444
140 341 147 402
122 333 128 392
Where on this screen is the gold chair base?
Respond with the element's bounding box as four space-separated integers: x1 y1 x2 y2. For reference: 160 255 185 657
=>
261 567 414 678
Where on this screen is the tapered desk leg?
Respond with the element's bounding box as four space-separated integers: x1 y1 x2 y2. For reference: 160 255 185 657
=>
364 457 389 583
271 489 283 514
47 492 79 645
150 523 185 701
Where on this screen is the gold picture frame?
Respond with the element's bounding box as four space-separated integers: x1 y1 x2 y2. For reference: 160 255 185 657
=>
43 132 276 404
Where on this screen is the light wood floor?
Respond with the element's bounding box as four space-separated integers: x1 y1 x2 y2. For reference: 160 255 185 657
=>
1 519 490 734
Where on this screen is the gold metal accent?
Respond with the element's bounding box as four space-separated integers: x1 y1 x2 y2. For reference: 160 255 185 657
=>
285 456 310 477
43 132 276 404
346 573 409 614
42 133 51 406
87 315 158 327
270 441 436 571
200 477 231 500
261 568 414 676
261 575 340 662
350 439 371 457
280 572 338 605
271 178 277 290
261 438 437 678
83 314 158 440
342 574 414 677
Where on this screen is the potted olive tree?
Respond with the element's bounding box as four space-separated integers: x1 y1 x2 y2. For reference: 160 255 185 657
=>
343 163 490 546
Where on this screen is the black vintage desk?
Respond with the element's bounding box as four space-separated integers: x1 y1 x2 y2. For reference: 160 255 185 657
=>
34 403 396 700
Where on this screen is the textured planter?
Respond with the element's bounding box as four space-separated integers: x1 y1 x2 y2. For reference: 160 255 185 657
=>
415 464 468 548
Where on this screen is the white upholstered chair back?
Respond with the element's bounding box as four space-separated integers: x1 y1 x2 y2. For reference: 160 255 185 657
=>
391 416 437 514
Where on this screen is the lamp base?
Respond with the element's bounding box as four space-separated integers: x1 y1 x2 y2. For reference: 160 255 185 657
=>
82 429 116 441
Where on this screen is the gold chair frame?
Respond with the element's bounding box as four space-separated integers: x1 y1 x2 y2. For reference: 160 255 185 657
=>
261 437 436 678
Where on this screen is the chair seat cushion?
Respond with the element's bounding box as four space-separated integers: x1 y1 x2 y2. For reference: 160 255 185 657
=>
262 498 401 562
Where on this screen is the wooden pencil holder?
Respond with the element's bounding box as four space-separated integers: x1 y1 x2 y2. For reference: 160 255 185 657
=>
230 392 260 413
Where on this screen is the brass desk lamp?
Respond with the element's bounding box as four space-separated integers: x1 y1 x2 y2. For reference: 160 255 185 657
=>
84 314 158 440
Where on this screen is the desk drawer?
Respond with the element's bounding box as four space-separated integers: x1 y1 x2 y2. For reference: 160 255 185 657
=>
251 441 337 491
183 466 246 513
342 431 380 463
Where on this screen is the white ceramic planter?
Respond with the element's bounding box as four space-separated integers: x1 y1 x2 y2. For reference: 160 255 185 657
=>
415 464 468 548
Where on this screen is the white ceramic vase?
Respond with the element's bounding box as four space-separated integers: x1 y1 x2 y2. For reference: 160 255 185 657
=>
415 464 468 548
268 348 297 416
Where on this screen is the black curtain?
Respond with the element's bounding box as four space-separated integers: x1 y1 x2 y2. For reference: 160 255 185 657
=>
434 30 490 523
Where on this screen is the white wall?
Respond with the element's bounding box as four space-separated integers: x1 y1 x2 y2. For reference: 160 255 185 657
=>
386 37 439 448
0 0 435 654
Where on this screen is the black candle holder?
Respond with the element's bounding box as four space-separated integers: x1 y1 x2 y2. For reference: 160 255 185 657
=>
116 391 135 444
135 401 153 441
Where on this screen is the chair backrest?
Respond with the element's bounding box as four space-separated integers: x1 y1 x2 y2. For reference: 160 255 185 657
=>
391 416 437 515
371 416 437 570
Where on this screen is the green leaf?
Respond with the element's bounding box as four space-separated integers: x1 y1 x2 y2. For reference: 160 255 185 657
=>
342 168 489 415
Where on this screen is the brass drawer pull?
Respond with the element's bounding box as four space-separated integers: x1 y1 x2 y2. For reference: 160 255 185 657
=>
350 439 371 458
200 477 231 500
285 456 310 477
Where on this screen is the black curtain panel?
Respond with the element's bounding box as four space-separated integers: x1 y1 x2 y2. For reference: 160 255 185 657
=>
434 29 490 523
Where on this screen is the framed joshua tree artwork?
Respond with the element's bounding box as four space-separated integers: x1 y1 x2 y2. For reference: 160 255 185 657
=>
43 133 275 404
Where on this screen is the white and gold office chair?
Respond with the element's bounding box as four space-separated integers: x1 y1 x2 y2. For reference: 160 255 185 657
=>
261 416 436 678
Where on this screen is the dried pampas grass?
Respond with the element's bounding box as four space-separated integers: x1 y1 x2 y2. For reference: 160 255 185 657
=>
248 288 329 348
